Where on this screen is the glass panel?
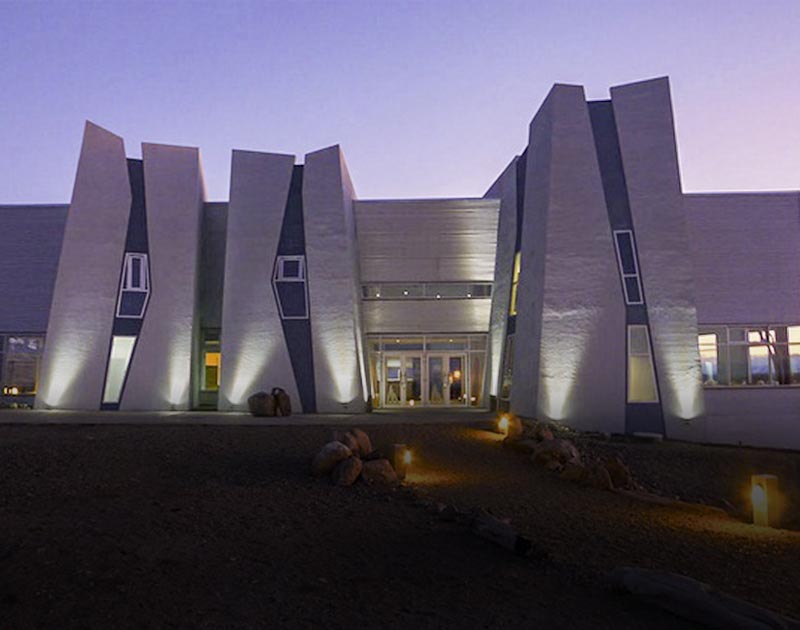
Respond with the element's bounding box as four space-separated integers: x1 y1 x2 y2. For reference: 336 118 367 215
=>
203 351 221 391
469 352 485 406
469 335 487 350
791 344 800 384
729 344 749 385
449 356 464 403
698 333 718 385
103 336 136 404
728 327 747 343
468 284 492 298
748 341 772 385
623 276 642 304
788 326 800 344
369 355 381 407
131 257 142 288
509 252 521 315
628 355 658 402
385 337 424 351
628 325 650 355
385 357 402 405
500 335 514 401
282 259 301 279
381 284 423 298
405 356 422 405
428 357 444 404
119 291 148 318
615 232 637 275
426 337 468 351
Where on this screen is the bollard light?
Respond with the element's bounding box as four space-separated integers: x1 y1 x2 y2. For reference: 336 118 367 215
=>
498 414 510 436
751 474 779 527
393 444 412 480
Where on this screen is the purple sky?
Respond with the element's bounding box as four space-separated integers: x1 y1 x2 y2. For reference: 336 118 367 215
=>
1 1 798 203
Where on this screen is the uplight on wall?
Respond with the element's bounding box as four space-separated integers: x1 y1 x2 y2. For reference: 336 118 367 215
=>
393 443 412 480
751 474 780 527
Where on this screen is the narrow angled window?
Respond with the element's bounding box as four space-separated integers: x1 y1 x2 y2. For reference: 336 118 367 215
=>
117 253 151 318
102 336 136 404
273 255 309 319
509 252 521 316
627 325 658 403
613 230 644 305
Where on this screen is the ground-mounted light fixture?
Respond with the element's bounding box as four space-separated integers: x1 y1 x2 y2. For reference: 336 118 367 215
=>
2 386 20 396
751 474 779 527
393 443 412 480
497 413 510 436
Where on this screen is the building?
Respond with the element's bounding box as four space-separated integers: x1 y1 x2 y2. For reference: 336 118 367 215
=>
1 76 798 450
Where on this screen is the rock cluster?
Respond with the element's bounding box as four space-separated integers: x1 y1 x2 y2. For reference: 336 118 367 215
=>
502 418 636 492
311 428 400 487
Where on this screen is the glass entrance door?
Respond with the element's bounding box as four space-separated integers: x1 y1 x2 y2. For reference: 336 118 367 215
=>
383 354 423 407
427 354 467 406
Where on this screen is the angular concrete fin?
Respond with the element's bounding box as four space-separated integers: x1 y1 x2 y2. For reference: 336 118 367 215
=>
512 84 626 431
611 76 704 434
304 145 368 412
218 150 301 411
120 143 205 410
36 122 132 409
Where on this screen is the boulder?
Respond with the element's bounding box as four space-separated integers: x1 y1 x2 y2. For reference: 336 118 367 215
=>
525 421 555 442
247 392 276 417
361 459 398 484
331 456 363 486
560 461 589 483
351 428 373 457
531 439 581 469
332 430 360 454
311 441 352 477
586 463 614 491
605 455 633 489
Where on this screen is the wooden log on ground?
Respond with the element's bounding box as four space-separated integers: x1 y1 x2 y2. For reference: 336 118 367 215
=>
610 567 800 630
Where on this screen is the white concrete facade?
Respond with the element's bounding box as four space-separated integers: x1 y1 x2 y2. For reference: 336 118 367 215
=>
2 77 799 450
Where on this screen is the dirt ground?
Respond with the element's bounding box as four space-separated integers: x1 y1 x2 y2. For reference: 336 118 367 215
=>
1 420 797 628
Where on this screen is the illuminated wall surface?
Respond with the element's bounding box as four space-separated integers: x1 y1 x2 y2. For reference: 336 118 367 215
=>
3 76 800 449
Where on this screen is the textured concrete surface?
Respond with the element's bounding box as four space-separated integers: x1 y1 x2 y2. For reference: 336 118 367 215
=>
218 150 300 412
36 122 131 410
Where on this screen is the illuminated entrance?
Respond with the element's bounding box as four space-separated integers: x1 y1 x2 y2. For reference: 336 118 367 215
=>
368 335 487 408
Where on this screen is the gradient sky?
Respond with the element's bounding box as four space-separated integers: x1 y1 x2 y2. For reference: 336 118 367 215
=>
1 0 798 203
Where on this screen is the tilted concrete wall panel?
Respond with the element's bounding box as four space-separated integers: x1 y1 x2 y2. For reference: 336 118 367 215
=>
120 143 204 410
510 92 552 419
686 192 800 324
484 160 518 397
218 151 301 411
514 85 626 431
304 145 367 412
611 77 704 436
0 205 68 333
36 122 131 409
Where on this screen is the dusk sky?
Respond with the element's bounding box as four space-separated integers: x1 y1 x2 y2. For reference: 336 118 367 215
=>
1 0 798 203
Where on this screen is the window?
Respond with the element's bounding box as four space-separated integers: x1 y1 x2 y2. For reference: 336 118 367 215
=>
274 255 305 281
627 325 658 402
117 253 150 318
509 252 521 315
102 336 136 404
613 230 644 305
360 282 492 300
698 325 800 387
273 255 309 319
1 335 44 396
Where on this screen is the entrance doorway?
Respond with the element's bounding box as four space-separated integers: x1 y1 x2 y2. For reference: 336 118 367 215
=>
369 335 485 408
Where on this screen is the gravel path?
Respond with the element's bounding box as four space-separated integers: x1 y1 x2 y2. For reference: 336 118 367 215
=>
2 420 796 627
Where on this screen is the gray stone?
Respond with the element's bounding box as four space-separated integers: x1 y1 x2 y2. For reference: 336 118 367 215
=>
311 441 352 477
331 456 362 487
351 428 373 457
361 459 398 484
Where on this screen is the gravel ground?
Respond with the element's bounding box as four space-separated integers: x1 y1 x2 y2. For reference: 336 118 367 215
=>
0 420 796 628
